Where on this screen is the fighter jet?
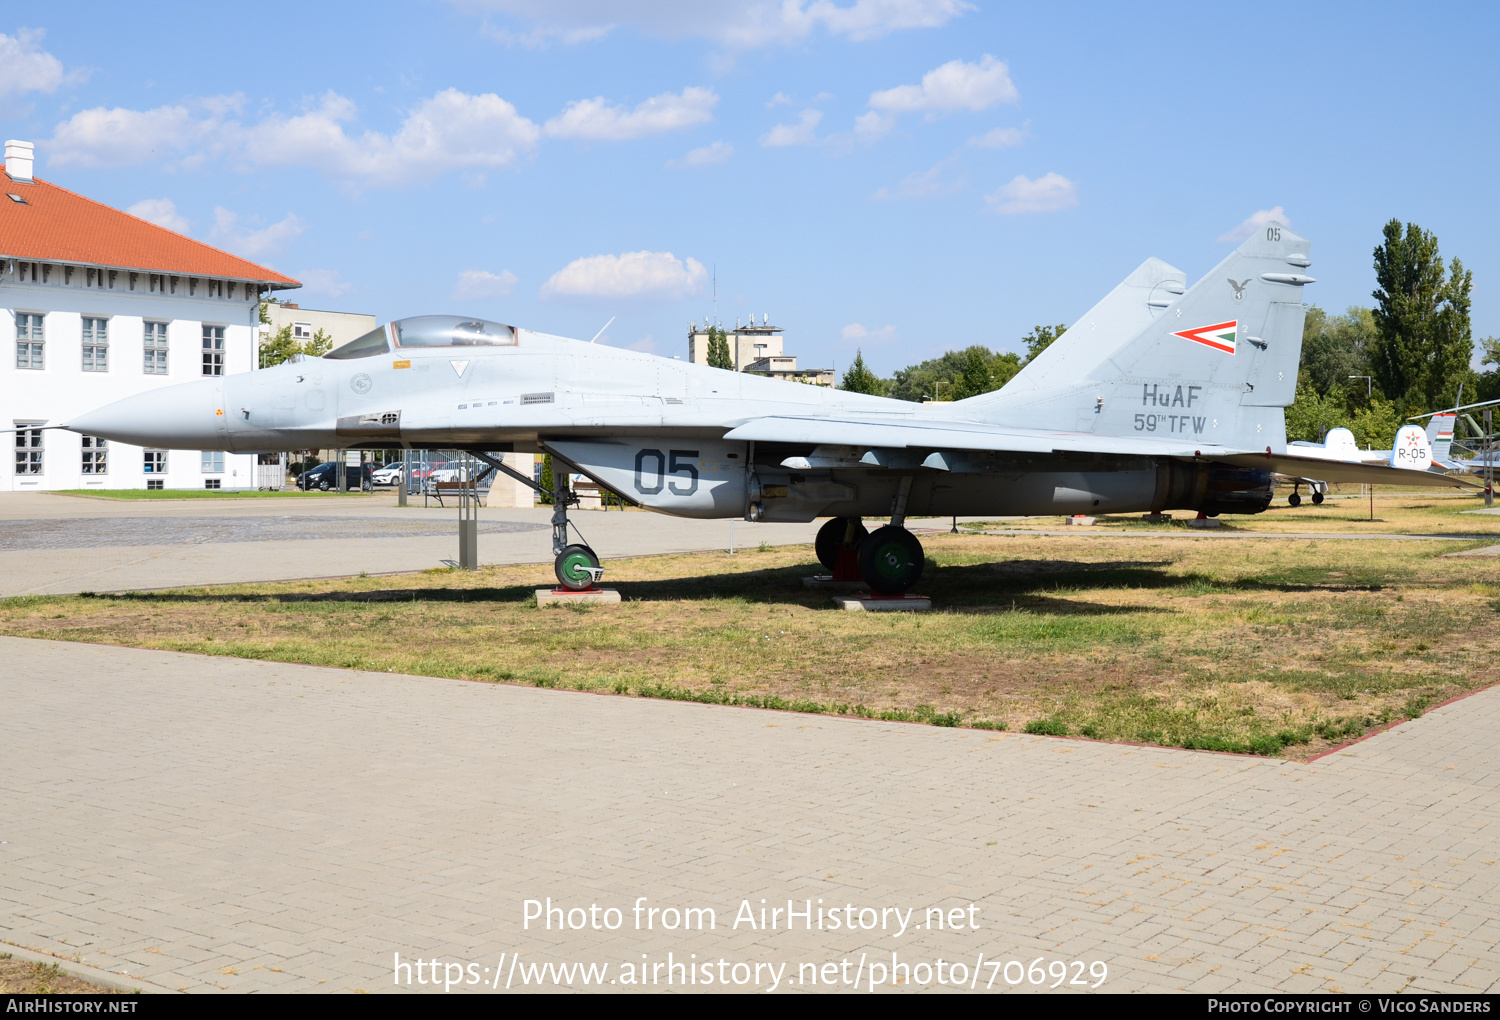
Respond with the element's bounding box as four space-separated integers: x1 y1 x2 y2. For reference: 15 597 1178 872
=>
64 223 1475 594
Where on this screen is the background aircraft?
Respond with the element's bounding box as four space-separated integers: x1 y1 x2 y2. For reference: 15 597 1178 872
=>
66 223 1475 594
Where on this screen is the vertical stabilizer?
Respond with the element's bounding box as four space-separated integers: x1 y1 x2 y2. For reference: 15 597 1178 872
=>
965 222 1314 453
1425 413 1456 466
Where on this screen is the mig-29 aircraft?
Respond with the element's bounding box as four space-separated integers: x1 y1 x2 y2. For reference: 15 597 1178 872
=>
65 223 1476 595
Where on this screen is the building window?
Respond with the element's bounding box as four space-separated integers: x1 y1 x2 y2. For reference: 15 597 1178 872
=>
293 321 313 340
144 321 169 374
81 436 108 474
14 424 43 475
82 317 109 372
201 450 224 474
144 449 167 474
202 325 225 376
147 479 164 490
15 312 44 370
204 478 221 490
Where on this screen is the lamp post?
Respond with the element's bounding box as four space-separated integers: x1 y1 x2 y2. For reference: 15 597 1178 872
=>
934 380 949 402
1349 375 1372 398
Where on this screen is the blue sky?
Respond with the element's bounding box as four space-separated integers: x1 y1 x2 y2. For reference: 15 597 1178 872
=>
4 1 1497 374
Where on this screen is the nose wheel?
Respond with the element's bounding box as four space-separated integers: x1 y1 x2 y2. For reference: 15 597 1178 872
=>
555 544 603 591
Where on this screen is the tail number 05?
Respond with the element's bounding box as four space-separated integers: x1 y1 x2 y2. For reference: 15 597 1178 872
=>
634 448 699 496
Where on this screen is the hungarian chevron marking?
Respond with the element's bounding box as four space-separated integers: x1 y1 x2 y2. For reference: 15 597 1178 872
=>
1173 319 1237 355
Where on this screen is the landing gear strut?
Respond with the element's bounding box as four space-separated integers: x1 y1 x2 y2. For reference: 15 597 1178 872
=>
549 480 601 590
469 451 604 591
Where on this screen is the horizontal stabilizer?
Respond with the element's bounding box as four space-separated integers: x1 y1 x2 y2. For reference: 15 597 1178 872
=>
1217 451 1478 489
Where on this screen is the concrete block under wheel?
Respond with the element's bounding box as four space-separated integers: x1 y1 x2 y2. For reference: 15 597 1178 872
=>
536 588 622 606
1188 518 1222 529
1064 515 1097 526
802 575 869 590
832 594 931 612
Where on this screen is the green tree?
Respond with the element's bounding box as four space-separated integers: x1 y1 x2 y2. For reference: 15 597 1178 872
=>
538 454 554 505
951 346 1022 399
1476 337 1500 404
840 349 888 395
1300 305 1375 401
1283 380 1351 443
1020 323 1069 364
1370 219 1474 410
1349 398 1400 451
706 326 733 369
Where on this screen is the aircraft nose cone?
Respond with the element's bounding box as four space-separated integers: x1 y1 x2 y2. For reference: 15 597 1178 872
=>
65 378 228 448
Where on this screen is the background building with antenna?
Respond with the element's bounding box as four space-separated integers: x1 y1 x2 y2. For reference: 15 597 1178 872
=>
686 314 835 386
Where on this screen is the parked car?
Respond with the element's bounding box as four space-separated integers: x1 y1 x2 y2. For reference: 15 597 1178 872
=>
297 462 373 491
370 464 404 486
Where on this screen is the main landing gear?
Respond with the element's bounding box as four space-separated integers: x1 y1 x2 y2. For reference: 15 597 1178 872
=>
817 517 927 594
1286 482 1325 508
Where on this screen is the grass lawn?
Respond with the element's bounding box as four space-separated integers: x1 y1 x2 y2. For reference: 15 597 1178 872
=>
2 501 1497 760
55 488 372 500
969 488 1498 536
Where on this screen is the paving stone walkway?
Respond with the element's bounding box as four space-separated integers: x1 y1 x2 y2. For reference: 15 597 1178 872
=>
1 636 1495 994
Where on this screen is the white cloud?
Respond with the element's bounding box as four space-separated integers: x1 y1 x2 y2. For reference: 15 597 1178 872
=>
761 109 823 147
984 173 1078 215
1217 206 1290 243
0 29 66 99
544 87 717 141
841 322 898 346
540 250 707 301
463 1 973 47
872 160 965 201
49 99 233 167
452 268 519 300
766 91 794 107
49 88 540 185
243 89 540 184
869 54 1018 117
126 198 190 234
967 124 1026 149
296 269 353 298
209 208 306 258
628 334 658 352
667 140 733 169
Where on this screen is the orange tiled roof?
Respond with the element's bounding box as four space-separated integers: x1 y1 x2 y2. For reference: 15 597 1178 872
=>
0 170 299 288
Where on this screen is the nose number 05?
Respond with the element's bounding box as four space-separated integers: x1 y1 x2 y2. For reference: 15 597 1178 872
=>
634 448 699 496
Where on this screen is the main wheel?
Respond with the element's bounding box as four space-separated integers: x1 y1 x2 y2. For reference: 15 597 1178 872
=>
1287 492 1302 507
815 517 869 569
1311 491 1324 505
857 526 925 595
555 544 601 591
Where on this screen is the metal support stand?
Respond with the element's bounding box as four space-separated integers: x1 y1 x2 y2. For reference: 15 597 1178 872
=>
1486 409 1495 509
551 476 573 556
398 449 408 507
337 448 347 493
457 452 478 570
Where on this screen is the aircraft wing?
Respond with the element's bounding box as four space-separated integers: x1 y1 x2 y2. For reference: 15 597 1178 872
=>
721 415 1230 457
1216 451 1479 488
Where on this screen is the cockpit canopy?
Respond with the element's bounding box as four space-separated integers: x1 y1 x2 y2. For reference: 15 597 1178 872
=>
324 315 518 360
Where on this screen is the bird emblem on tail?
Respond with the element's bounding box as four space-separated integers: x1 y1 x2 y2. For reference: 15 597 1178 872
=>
1228 278 1251 300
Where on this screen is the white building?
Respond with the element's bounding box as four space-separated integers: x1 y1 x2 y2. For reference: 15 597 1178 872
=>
686 317 834 386
1 140 300 492
261 302 375 352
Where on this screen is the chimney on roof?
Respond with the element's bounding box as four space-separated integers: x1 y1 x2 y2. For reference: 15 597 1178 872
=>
5 140 34 183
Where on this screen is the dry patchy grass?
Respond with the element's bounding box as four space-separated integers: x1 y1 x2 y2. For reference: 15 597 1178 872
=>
0 954 125 994
3 502 1498 759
